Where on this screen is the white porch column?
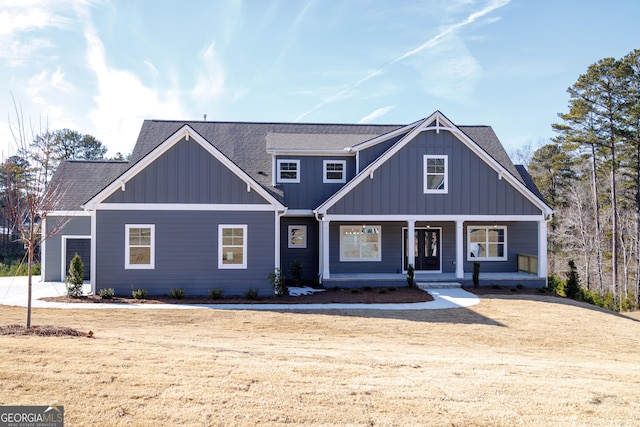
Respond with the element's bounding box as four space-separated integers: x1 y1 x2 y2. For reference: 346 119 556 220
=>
407 219 415 270
538 219 548 278
321 218 331 280
455 220 464 279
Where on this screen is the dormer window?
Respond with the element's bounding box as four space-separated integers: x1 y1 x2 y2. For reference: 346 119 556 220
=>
323 160 346 183
277 159 300 183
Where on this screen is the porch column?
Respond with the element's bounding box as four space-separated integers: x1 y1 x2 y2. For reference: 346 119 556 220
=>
407 219 415 270
455 220 464 279
321 218 331 280
538 219 548 278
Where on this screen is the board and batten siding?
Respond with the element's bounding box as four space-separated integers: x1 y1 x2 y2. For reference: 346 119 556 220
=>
94 210 276 296
356 133 406 171
328 130 542 216
103 138 269 205
44 215 91 281
276 156 355 209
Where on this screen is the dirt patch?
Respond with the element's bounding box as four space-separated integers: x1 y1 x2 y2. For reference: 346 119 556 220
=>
0 324 90 337
41 285 434 305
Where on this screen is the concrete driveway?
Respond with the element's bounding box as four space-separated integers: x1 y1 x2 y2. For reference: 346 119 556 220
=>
0 276 479 310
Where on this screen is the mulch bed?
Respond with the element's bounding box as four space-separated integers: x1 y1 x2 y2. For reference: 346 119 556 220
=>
463 285 560 297
0 324 92 337
42 286 434 305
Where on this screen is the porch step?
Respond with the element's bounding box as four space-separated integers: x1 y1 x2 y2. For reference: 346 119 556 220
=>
416 282 462 289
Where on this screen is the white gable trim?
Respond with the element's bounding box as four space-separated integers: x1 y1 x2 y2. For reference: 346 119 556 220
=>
83 125 285 211
315 111 552 216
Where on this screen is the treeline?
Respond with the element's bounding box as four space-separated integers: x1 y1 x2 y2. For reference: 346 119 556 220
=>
528 49 640 311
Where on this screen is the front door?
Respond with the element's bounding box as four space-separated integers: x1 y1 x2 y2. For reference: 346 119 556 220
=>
404 228 441 271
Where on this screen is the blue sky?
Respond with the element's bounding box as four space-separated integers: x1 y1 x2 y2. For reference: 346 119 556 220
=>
0 0 638 157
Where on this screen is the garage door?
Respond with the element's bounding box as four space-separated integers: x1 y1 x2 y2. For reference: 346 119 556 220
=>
65 239 91 280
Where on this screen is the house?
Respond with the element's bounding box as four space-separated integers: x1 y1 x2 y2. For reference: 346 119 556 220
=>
43 111 552 296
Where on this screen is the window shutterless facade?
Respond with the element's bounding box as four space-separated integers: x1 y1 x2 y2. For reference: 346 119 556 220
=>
423 155 448 193
125 224 155 269
339 225 381 261
323 160 346 183
277 159 300 183
467 225 507 261
219 224 247 269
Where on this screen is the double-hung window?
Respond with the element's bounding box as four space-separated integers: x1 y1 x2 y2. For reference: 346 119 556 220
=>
467 226 507 261
339 225 382 261
277 159 300 183
323 160 346 183
125 224 155 269
219 225 247 269
423 155 448 193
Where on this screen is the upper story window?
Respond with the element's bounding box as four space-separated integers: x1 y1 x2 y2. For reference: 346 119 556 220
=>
277 159 300 183
323 160 346 183
125 224 155 269
423 155 448 193
467 225 507 261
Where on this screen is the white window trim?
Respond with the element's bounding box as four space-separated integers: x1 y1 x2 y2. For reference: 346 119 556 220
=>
466 225 507 261
125 224 155 269
218 224 248 269
323 160 346 183
288 225 307 249
423 155 448 194
277 159 300 183
339 225 382 262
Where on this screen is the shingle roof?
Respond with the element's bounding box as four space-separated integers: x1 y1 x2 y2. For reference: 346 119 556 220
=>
53 117 532 210
51 160 128 211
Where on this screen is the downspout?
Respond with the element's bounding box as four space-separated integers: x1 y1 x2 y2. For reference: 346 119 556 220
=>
275 207 288 271
313 210 326 283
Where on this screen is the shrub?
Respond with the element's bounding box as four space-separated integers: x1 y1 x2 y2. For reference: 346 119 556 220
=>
363 286 372 292
491 284 501 289
389 287 398 292
332 286 341 291
516 283 524 290
472 262 480 288
538 288 547 293
131 286 147 299
209 287 224 300
98 288 115 299
269 268 287 296
65 253 85 298
378 288 387 294
290 261 303 286
547 274 565 295
0 261 41 277
169 288 186 299
406 264 415 288
244 288 259 300
565 260 581 299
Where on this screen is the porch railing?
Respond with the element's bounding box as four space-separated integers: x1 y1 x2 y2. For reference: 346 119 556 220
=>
518 254 538 275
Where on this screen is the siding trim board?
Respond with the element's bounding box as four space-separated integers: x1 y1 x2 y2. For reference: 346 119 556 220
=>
94 203 278 212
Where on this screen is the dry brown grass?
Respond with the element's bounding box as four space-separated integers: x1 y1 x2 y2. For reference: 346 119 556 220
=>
1 295 639 426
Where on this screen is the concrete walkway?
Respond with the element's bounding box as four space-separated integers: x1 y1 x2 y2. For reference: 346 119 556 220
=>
0 276 479 311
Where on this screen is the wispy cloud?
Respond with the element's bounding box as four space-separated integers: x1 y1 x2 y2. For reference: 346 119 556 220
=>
192 41 226 100
357 106 396 124
294 0 510 122
80 10 187 154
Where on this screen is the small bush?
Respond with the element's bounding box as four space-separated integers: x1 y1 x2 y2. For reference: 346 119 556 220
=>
538 288 547 293
244 288 259 300
351 289 360 294
332 286 341 291
565 260 581 299
491 284 501 289
65 253 85 298
516 283 524 289
290 261 303 286
98 288 115 299
363 286 372 292
472 262 480 288
406 264 415 288
209 287 224 300
131 286 146 300
169 288 186 299
0 261 41 277
510 287 518 292
389 287 398 292
269 269 287 297
378 289 387 294
547 274 564 295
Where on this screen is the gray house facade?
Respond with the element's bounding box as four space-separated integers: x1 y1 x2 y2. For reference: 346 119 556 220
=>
43 111 552 296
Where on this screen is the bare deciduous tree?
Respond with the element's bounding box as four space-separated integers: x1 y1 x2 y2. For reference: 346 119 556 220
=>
0 98 68 328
